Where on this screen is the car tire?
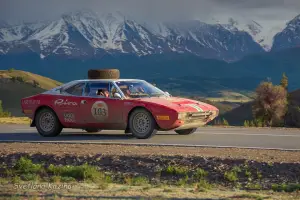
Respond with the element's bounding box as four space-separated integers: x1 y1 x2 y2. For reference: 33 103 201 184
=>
175 128 197 135
35 108 63 137
85 128 101 133
88 69 120 79
129 108 157 139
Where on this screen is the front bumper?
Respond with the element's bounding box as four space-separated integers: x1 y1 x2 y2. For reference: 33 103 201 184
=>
175 110 219 130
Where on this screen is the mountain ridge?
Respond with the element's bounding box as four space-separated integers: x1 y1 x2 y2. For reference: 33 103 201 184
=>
1 10 299 61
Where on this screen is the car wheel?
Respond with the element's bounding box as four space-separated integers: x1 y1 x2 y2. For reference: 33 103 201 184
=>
129 108 157 139
35 108 63 137
85 128 101 133
175 128 197 135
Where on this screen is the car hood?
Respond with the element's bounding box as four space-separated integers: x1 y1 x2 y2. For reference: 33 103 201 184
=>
136 97 218 112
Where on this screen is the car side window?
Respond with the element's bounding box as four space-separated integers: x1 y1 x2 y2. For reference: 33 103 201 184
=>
85 82 110 98
64 83 85 96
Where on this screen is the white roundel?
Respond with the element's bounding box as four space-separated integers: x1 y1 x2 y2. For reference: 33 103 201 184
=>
91 101 109 121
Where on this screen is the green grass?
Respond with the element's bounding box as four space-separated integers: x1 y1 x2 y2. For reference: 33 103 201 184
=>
47 163 105 182
194 168 208 179
14 157 43 174
124 176 149 186
0 157 299 200
272 183 300 192
164 165 189 176
224 166 242 183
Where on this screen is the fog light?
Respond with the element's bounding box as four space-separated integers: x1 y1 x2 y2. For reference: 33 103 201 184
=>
178 112 188 120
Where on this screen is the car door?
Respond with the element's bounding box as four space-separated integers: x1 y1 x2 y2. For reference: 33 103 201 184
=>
79 81 125 129
52 82 86 127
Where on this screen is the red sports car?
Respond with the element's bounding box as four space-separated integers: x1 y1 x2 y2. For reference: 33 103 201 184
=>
21 79 219 139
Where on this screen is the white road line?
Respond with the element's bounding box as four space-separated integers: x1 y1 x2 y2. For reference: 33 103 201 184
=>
0 140 299 151
9 130 300 137
194 132 300 137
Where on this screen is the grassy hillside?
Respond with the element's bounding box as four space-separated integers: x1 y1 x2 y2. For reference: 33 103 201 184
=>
0 69 62 90
219 89 300 126
0 70 62 116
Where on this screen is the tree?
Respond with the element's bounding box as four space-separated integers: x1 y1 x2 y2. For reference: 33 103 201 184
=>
252 81 288 127
280 72 288 90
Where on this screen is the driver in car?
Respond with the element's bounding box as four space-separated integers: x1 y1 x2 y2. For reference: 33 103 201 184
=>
97 89 109 97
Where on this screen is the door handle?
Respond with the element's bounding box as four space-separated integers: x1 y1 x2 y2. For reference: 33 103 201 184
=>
81 100 87 104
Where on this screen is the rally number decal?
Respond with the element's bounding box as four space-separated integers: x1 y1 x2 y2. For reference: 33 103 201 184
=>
91 101 108 121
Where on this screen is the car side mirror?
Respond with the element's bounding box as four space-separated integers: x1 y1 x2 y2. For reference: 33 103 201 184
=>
113 92 122 99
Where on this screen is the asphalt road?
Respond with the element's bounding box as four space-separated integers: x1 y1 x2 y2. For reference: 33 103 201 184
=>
0 124 300 150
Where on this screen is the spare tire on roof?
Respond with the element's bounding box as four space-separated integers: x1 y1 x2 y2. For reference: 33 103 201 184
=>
88 69 120 79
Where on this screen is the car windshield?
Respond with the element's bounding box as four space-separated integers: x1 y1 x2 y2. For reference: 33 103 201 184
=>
115 80 166 98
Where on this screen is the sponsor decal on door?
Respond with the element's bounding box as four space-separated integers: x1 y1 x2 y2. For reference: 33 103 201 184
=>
63 112 76 123
22 99 40 105
54 99 78 106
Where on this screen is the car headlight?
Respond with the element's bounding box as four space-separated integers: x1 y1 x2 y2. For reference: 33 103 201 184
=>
178 112 188 120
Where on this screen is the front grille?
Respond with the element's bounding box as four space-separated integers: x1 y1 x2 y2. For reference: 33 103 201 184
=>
186 111 212 122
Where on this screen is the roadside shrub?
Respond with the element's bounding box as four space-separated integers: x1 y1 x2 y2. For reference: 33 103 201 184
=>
164 165 189 176
194 168 208 180
222 118 229 126
254 117 265 127
16 76 26 82
14 157 42 174
252 81 288 127
0 100 11 118
47 163 105 182
212 118 230 126
33 80 40 88
224 166 241 183
272 183 300 192
243 120 250 127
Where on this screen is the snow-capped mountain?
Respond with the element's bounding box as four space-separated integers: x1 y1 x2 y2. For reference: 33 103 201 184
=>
0 10 298 61
272 14 300 51
207 17 288 51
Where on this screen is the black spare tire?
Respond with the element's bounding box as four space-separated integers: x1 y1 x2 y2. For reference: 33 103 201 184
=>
88 69 120 79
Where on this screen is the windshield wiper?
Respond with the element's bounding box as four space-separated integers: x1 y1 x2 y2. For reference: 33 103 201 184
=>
130 93 150 97
150 93 164 97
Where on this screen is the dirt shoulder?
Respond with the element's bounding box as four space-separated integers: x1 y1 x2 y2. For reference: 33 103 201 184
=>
0 143 299 163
